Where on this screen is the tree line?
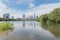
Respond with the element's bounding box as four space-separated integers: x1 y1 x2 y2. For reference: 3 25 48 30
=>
36 8 60 24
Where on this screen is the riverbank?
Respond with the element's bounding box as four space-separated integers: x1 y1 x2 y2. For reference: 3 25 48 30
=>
36 8 60 38
0 22 13 32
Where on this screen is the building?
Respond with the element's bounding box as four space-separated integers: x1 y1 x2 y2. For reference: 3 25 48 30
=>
11 16 14 19
34 13 35 19
30 16 33 19
23 14 25 20
3 13 10 19
36 16 39 18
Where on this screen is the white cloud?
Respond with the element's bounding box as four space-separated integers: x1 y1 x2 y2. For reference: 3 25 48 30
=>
0 0 25 18
0 0 60 18
26 2 60 16
0 0 7 17
28 3 35 8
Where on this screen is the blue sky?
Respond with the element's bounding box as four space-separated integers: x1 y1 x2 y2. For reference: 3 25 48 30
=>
2 0 60 10
0 0 60 18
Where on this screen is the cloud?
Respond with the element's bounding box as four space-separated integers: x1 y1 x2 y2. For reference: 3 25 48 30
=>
0 0 60 18
26 2 60 16
0 0 7 17
28 3 35 8
0 0 22 18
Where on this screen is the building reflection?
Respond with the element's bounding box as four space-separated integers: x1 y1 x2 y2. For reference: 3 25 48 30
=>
34 22 35 27
22 21 39 28
34 22 39 28
23 21 25 27
29 21 36 28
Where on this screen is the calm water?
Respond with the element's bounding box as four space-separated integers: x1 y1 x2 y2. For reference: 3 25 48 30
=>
0 21 57 40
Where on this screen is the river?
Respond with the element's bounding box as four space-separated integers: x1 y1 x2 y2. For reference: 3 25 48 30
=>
0 21 57 40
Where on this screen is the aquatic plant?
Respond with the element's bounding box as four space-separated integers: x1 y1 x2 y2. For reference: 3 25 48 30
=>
0 22 13 32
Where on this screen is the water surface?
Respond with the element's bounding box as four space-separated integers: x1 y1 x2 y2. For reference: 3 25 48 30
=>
0 21 56 40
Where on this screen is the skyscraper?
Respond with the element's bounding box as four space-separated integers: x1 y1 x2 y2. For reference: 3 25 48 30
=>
23 14 25 20
12 16 14 19
34 13 35 20
3 13 10 19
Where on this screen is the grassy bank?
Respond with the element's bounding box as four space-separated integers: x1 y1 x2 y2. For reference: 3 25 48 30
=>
0 22 13 32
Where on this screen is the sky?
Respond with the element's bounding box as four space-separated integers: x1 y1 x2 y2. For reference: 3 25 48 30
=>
0 0 60 18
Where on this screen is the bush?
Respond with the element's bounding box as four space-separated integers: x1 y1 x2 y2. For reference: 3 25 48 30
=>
0 22 13 32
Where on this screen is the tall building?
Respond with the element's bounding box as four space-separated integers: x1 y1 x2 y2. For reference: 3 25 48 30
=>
30 16 33 19
11 16 14 19
34 13 35 19
36 16 39 18
23 14 25 20
3 13 10 19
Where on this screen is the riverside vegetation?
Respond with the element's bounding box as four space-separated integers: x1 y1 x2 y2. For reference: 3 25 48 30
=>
36 8 60 24
36 8 60 38
0 22 13 32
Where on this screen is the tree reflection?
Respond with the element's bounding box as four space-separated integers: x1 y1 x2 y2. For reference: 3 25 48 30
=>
41 23 60 38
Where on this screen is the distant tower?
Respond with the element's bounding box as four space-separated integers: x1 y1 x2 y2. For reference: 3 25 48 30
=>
3 14 5 18
23 14 25 20
36 16 39 18
31 16 33 19
12 16 14 19
3 13 10 19
34 13 35 20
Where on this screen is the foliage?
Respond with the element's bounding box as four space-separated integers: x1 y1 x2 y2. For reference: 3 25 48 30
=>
0 22 13 32
36 8 60 24
36 8 60 38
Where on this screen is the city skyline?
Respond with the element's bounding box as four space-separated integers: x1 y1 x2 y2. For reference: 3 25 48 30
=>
2 13 38 19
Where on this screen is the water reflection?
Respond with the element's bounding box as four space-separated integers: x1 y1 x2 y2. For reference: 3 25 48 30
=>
22 21 37 28
23 21 25 27
0 21 56 40
41 23 60 40
0 30 13 37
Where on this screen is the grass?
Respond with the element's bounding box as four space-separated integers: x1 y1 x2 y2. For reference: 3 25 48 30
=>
0 22 13 32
